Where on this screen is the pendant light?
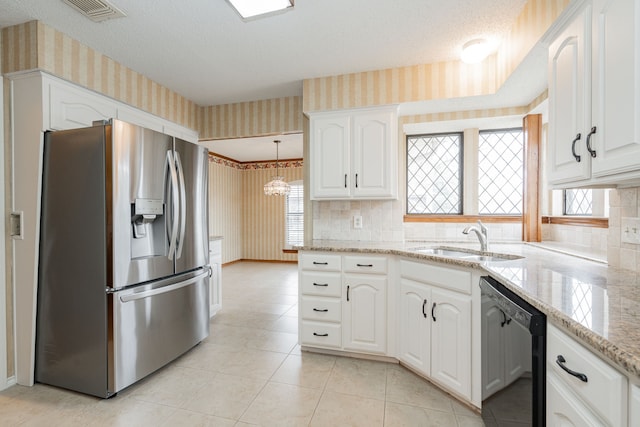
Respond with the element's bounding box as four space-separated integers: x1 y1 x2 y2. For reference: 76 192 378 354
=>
264 140 290 196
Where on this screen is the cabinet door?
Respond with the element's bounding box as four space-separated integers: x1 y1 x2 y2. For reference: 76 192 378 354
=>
590 0 640 179
48 78 116 130
547 7 592 185
342 274 386 354
481 297 505 399
352 110 397 199
310 115 351 199
430 287 471 399
398 279 430 374
547 373 604 426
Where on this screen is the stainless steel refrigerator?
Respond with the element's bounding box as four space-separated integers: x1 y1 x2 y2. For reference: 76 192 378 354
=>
36 119 210 398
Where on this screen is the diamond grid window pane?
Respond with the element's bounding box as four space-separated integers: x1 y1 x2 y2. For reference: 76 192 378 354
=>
478 129 523 215
407 133 462 214
564 189 592 215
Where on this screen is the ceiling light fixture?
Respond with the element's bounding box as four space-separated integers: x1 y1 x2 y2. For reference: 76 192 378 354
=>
227 0 294 20
461 38 491 64
264 140 291 196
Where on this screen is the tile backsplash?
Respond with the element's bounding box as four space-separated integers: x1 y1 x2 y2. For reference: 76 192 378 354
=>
608 187 640 272
312 200 404 241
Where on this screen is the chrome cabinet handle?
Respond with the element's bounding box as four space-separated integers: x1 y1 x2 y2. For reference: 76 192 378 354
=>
313 332 328 337
346 285 350 301
556 355 588 382
422 299 427 318
313 308 328 312
586 126 597 158
431 302 437 322
571 133 582 162
313 282 328 287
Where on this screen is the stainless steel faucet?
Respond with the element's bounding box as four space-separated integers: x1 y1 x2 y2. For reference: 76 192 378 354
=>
463 220 488 251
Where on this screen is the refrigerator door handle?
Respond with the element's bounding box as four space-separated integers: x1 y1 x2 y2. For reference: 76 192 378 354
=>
119 270 208 303
166 150 180 260
174 150 187 259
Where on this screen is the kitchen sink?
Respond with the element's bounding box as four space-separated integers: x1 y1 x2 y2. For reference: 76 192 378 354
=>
409 246 522 262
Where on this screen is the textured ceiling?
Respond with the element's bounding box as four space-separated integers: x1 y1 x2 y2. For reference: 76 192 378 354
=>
0 0 529 106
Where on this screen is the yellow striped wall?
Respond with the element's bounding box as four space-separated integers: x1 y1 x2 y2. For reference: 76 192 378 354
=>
208 154 303 263
201 97 303 140
303 0 569 113
1 21 199 130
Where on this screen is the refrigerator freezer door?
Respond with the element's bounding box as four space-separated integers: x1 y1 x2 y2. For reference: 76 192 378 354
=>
111 120 175 288
111 269 210 394
173 138 209 274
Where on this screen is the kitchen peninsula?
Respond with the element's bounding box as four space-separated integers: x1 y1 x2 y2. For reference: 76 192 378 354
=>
298 240 640 424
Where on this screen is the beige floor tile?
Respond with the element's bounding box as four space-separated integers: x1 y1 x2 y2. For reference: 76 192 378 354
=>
218 348 288 379
310 391 384 427
385 365 454 412
128 366 216 407
159 408 236 427
270 353 336 389
174 342 239 372
181 373 266 419
265 315 299 334
384 401 458 427
325 357 389 400
251 330 299 353
240 382 322 425
456 414 487 427
89 396 179 427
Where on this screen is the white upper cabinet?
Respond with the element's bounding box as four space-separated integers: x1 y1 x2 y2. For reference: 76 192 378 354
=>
310 106 398 200
547 0 640 187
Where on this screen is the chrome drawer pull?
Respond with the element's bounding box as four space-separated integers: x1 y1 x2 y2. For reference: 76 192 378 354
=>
313 282 328 287
556 355 588 382
313 308 328 312
313 261 328 265
313 332 328 337
356 263 373 267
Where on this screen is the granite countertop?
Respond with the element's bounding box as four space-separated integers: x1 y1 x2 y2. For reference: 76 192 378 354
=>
298 240 640 380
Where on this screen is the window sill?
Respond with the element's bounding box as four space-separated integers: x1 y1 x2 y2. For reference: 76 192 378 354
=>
404 215 522 223
542 216 608 228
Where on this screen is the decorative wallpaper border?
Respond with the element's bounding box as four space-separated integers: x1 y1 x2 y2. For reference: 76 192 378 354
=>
208 152 303 170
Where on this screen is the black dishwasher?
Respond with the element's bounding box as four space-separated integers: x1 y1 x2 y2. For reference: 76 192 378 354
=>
480 276 546 427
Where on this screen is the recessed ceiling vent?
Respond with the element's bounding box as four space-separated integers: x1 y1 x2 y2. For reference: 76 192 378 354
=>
62 0 126 22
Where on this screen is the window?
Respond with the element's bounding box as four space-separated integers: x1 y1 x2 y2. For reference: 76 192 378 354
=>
478 128 524 215
564 189 592 215
406 133 462 214
285 181 303 246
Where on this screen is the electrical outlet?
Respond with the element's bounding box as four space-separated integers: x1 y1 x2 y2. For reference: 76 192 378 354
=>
353 215 363 229
621 217 640 245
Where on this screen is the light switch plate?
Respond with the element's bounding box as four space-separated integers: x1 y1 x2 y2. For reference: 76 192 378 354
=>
353 215 363 229
621 217 640 245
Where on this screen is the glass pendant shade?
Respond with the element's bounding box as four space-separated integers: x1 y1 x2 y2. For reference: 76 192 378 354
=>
264 140 290 196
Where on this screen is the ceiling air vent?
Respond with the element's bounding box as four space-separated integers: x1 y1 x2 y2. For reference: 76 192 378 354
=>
62 0 126 22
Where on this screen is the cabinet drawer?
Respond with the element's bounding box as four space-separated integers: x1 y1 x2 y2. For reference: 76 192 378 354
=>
547 324 627 426
343 255 387 274
301 296 341 323
400 260 471 294
300 272 341 297
299 253 341 271
300 321 341 348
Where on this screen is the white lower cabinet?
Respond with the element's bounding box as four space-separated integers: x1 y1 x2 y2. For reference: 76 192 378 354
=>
547 324 627 426
398 260 473 401
343 274 387 354
208 239 222 317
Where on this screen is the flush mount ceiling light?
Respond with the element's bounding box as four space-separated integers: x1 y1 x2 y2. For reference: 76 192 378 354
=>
227 0 294 20
264 140 291 196
461 38 491 64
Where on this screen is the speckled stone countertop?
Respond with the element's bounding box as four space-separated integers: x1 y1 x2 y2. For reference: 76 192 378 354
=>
298 240 640 380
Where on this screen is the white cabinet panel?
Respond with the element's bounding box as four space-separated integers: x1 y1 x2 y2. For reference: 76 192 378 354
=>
398 278 430 373
311 115 351 199
118 106 163 132
547 372 605 426
342 275 387 354
49 80 116 130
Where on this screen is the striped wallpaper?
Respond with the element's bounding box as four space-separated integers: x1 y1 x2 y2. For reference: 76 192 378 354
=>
208 154 303 263
303 0 569 113
200 97 303 140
